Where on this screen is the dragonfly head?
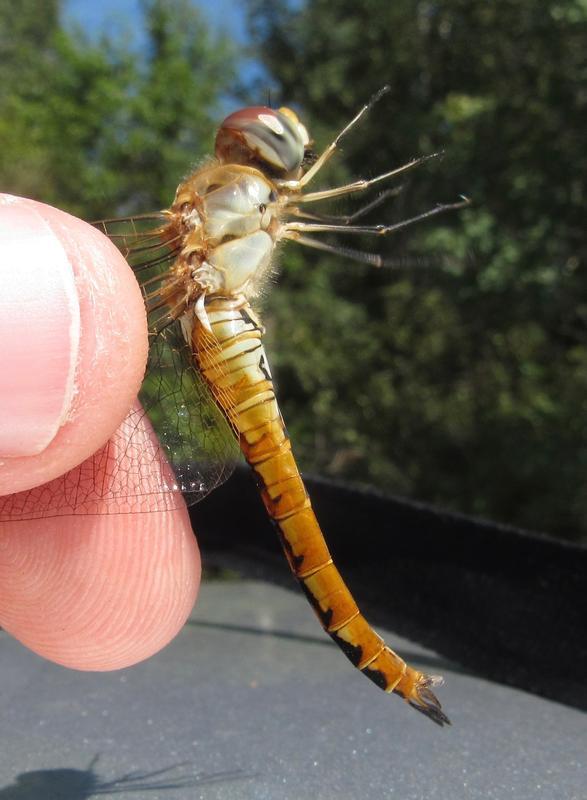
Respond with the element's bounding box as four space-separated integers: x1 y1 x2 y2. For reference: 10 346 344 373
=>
215 106 310 177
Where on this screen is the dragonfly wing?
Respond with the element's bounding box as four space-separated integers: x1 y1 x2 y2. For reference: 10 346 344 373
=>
0 216 239 522
140 319 240 507
0 320 239 522
98 213 241 504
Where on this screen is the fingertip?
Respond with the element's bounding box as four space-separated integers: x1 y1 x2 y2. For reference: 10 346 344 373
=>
0 196 203 672
0 195 148 495
0 505 201 670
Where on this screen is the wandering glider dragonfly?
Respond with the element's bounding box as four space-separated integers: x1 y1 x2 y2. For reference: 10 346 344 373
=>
0 87 468 725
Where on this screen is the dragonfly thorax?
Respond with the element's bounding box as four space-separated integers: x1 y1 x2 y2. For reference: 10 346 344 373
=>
156 105 313 323
166 163 281 310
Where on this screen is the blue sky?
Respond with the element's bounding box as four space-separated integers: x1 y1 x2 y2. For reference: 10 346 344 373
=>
64 0 250 42
63 0 263 88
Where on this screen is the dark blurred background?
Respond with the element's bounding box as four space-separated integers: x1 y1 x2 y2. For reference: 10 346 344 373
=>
2 0 586 543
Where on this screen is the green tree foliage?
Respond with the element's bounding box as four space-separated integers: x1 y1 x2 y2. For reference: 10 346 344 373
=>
2 0 586 541
0 0 61 198
0 0 235 216
248 0 587 541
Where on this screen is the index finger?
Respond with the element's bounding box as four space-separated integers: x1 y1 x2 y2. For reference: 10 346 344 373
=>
0 196 201 670
0 194 148 493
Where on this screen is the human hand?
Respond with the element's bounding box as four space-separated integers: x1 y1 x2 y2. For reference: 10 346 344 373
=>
0 195 200 670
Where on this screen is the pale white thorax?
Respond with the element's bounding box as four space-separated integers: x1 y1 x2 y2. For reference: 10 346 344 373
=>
168 105 309 332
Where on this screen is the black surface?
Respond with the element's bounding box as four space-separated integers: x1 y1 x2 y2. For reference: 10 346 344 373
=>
3 577 586 800
194 465 587 711
3 469 586 799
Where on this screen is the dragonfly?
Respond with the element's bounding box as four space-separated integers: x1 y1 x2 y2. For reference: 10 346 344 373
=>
0 87 468 725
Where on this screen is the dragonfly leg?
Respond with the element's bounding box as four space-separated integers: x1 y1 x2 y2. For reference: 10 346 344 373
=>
287 187 404 225
282 197 471 240
286 152 442 206
286 234 449 270
277 85 392 191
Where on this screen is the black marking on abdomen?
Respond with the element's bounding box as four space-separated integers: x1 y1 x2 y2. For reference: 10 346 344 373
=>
275 524 305 573
259 352 271 381
361 664 389 690
300 581 334 629
240 307 262 331
329 630 363 667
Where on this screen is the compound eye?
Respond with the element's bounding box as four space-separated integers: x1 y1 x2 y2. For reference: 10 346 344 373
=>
215 106 306 174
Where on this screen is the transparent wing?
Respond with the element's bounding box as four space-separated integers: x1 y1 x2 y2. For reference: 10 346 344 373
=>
101 213 241 503
0 216 240 522
139 318 240 506
96 214 186 333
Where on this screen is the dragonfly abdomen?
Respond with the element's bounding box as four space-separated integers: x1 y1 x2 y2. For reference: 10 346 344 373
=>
191 296 449 726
